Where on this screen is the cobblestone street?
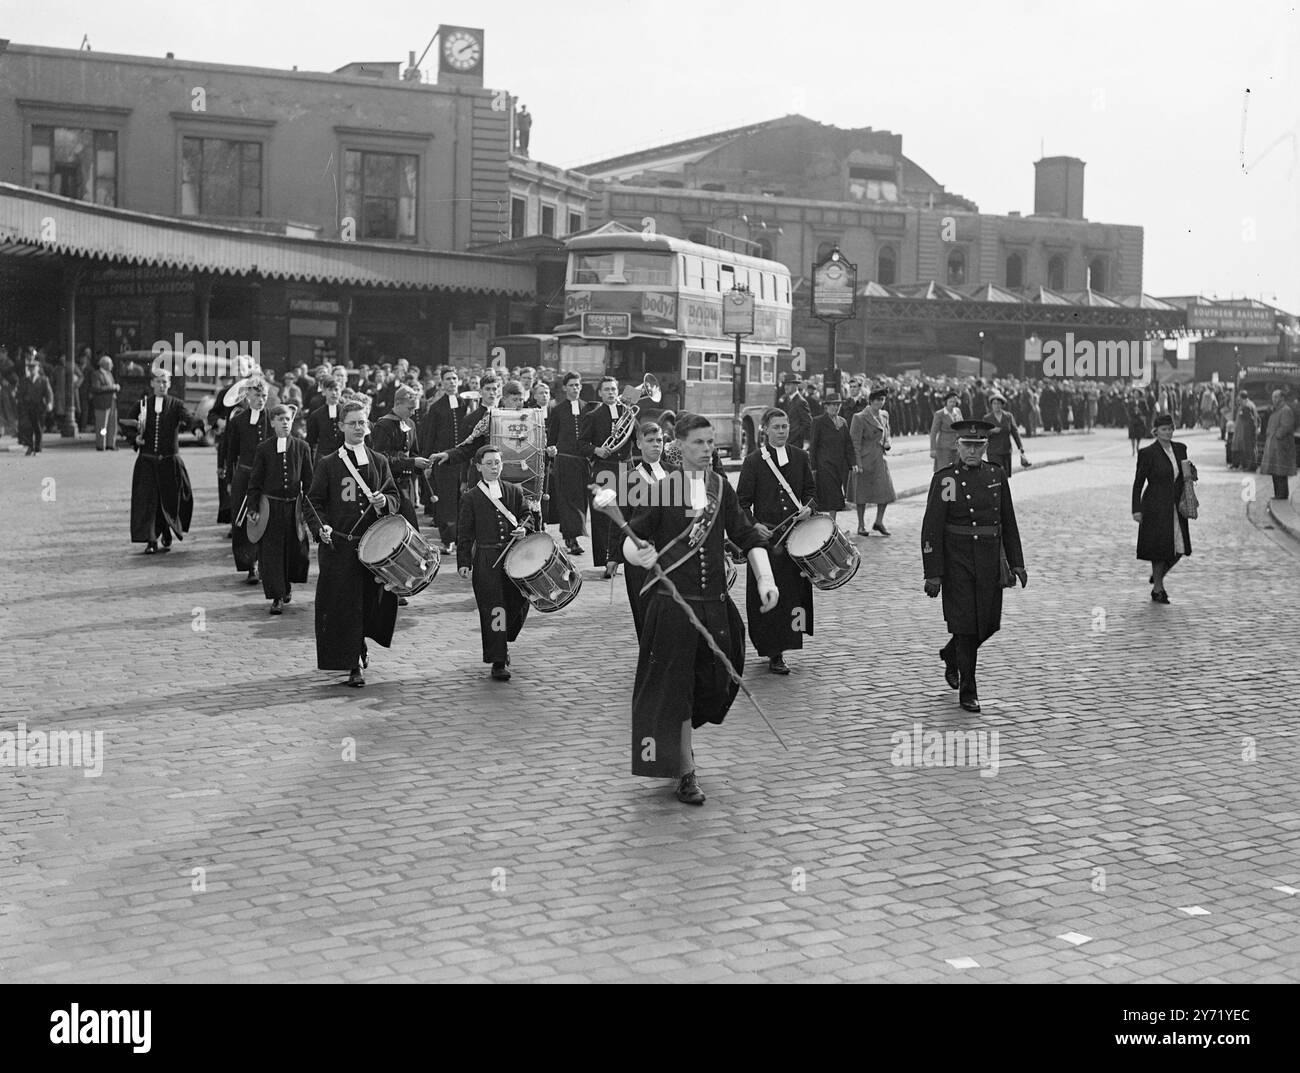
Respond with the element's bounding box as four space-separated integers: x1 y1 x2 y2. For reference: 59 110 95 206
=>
1 428 1298 983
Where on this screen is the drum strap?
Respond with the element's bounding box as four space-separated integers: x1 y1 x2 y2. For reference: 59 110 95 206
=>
478 481 519 528
761 446 803 511
338 448 376 501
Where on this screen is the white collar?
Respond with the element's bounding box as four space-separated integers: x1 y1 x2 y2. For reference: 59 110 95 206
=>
607 402 619 417
276 436 287 453
771 444 789 466
447 393 458 409
345 443 368 465
327 403 337 417
154 396 164 413
570 399 581 413
248 407 262 422
685 471 707 509
483 479 503 498
643 459 667 480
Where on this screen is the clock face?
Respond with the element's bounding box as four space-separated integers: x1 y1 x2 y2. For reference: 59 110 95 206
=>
443 30 482 71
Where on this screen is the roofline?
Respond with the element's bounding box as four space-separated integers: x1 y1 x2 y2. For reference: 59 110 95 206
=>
574 114 826 174
0 41 484 95
0 182 528 268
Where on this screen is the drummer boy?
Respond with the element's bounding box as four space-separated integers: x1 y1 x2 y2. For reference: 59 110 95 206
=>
457 445 534 681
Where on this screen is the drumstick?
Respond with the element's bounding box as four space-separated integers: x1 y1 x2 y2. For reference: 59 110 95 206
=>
589 485 788 751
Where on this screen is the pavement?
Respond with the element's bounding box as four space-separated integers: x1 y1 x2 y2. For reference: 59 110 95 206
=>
1 427 1298 983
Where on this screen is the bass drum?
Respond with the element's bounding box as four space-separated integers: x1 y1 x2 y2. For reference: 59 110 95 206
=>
504 532 582 612
357 515 441 597
490 408 546 499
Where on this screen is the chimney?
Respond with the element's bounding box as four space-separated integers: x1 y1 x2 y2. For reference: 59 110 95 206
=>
1034 156 1085 219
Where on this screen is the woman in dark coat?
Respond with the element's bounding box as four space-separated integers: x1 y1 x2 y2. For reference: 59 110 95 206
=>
1132 413 1194 603
808 392 853 513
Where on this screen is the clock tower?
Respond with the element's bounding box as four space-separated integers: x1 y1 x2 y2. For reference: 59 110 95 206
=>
437 25 485 87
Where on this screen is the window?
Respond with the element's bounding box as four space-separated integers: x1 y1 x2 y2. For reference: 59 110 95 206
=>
1087 258 1107 293
343 150 417 240
704 258 720 292
946 248 966 286
719 355 734 382
181 137 262 217
511 197 526 238
540 204 556 237
31 127 118 206
572 251 617 284
686 349 704 380
1047 254 1066 290
568 211 582 234
1005 253 1024 289
877 246 897 286
848 165 898 202
621 251 673 285
684 255 704 289
756 238 773 260
703 352 720 381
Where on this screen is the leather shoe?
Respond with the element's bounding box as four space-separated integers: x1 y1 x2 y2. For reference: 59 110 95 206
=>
398 597 409 606
603 563 618 579
942 654 960 690
347 668 365 688
246 570 260 585
491 662 512 681
283 591 292 604
872 522 891 536
566 541 584 555
144 542 157 555
768 655 790 675
1151 590 1170 604
959 697 981 713
676 771 706 805
269 600 282 615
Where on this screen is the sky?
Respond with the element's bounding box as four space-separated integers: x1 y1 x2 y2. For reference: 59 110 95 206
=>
5 0 1299 310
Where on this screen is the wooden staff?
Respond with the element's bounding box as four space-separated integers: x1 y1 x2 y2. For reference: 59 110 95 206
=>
589 485 788 751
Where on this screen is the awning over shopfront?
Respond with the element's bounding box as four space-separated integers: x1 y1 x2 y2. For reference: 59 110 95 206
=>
0 183 535 296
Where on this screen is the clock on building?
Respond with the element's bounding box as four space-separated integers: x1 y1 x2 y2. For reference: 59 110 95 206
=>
439 26 483 74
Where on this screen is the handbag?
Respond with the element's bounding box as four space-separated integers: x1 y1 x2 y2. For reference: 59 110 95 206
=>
1178 458 1199 520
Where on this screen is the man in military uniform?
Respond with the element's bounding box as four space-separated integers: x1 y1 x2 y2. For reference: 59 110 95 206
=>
921 420 1027 712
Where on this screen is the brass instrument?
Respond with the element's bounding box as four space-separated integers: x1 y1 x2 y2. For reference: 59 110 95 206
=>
600 390 640 454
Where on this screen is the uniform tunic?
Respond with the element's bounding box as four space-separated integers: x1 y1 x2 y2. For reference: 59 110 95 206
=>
850 407 897 505
456 480 532 664
305 403 345 467
737 445 816 657
223 407 273 570
370 413 423 529
809 412 854 511
247 436 312 600
628 471 766 777
307 447 401 670
130 394 194 543
546 398 593 541
419 393 469 540
623 458 678 639
921 459 1024 643
579 402 634 566
1132 440 1192 562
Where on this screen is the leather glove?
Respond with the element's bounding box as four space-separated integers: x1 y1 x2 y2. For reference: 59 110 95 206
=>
924 577 942 597
622 537 657 569
1013 567 1028 588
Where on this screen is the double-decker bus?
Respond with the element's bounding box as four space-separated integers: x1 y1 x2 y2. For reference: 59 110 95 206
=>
554 231 794 454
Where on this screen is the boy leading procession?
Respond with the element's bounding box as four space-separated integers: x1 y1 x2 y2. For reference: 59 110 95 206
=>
245 405 313 615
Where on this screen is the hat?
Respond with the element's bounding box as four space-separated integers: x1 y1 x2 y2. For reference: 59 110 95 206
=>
868 388 888 401
782 373 801 385
1152 413 1175 429
988 392 1006 404
823 392 843 404
952 419 995 443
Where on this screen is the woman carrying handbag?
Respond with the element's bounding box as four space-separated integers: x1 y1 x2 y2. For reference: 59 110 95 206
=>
1132 413 1196 604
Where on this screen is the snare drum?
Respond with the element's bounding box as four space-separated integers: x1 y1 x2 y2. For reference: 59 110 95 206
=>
356 515 441 597
504 532 582 612
785 515 860 591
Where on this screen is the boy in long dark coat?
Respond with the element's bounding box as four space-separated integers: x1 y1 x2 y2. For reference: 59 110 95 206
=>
305 377 345 466
921 420 1027 712
130 368 193 553
456 445 533 681
222 380 272 583
370 385 431 529
419 367 470 550
578 376 634 576
622 420 679 640
308 400 401 688
737 407 816 675
622 414 777 805
545 371 592 556
246 405 312 614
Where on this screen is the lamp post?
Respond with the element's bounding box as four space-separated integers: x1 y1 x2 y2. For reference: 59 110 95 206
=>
977 330 985 380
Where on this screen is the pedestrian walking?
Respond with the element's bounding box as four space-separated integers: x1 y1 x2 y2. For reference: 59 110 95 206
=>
929 390 962 471
18 348 54 455
921 420 1027 713
985 394 1029 476
850 387 896 535
1230 392 1259 470
1260 389 1297 500
130 368 193 554
245 405 312 615
808 391 853 515
89 355 120 451
1132 413 1195 603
